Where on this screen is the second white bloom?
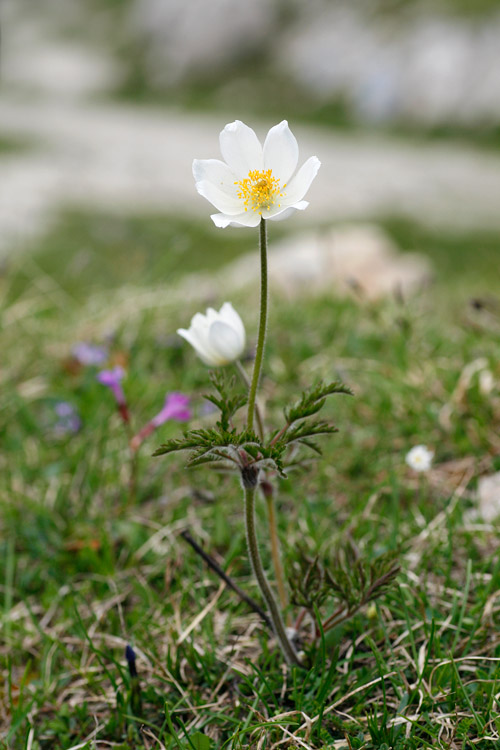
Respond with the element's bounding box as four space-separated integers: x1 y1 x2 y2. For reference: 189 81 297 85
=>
177 303 246 366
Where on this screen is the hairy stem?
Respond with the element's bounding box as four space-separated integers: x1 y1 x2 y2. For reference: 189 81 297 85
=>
244 484 300 665
235 360 264 442
247 218 268 433
264 493 289 615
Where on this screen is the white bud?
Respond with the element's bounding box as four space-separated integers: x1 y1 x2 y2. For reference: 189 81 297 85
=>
177 302 246 366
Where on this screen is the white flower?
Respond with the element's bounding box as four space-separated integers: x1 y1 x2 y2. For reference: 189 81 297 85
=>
405 445 434 473
177 302 246 366
193 120 321 228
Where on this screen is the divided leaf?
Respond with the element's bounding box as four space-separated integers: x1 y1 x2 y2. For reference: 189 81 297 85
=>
284 380 352 425
325 549 400 611
289 544 399 622
204 370 247 430
286 419 339 444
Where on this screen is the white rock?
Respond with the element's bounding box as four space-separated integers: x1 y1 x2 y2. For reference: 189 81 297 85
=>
2 0 120 99
276 4 500 126
222 224 431 301
129 0 276 86
478 473 500 523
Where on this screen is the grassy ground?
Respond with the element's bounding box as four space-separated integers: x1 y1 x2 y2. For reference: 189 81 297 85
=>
1 211 500 748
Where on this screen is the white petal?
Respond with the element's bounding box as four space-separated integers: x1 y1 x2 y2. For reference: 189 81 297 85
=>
281 156 321 205
177 327 218 366
267 201 309 222
190 312 211 331
219 303 245 346
263 121 299 185
193 159 239 198
219 121 263 178
211 211 262 229
205 308 220 322
209 321 244 363
195 179 242 215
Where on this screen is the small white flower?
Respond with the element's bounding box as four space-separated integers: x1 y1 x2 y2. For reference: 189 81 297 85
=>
193 119 321 228
405 445 434 473
177 302 246 366
479 369 495 395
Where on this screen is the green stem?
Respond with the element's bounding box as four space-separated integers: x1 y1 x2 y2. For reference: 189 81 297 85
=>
247 218 268 433
244 484 300 665
237 360 287 617
125 421 138 506
236 360 264 442
265 493 289 617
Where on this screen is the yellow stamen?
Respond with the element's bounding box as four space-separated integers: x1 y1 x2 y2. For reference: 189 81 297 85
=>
234 169 285 214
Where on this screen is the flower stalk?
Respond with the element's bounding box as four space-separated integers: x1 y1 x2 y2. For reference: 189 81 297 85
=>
237 359 287 614
243 481 300 665
235 360 264 441
241 218 297 664
173 119 323 664
247 218 268 434
261 480 289 614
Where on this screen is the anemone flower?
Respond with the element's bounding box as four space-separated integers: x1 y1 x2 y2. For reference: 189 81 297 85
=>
193 120 320 228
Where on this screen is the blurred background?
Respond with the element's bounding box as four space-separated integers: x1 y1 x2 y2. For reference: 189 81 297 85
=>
1 0 500 307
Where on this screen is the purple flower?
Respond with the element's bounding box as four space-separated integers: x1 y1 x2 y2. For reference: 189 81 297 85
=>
97 366 125 402
151 392 191 427
53 401 81 436
97 366 129 422
72 342 108 366
130 392 191 452
55 402 76 418
200 399 218 417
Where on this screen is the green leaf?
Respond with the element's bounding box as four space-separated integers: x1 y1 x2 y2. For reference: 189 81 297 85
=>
154 419 265 473
153 427 227 457
297 437 323 455
204 370 247 430
285 420 339 444
284 380 353 425
190 732 213 750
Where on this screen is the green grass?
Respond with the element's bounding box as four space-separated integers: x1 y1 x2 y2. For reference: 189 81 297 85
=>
3 212 261 304
381 217 500 293
0 135 35 155
1 212 500 748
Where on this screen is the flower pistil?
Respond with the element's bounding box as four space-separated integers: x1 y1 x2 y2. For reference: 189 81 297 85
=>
235 169 285 213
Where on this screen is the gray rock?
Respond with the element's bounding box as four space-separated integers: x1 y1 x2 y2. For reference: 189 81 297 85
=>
129 0 277 87
2 0 120 99
276 4 500 126
221 224 432 301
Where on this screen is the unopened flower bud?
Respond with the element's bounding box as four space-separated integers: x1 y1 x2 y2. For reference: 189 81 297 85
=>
177 303 245 366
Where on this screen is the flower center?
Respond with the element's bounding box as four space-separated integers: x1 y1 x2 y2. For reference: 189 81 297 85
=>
234 169 285 213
